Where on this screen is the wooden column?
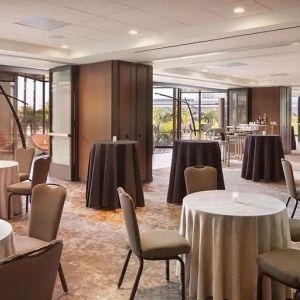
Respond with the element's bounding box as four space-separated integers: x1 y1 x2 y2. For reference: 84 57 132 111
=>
218 98 225 128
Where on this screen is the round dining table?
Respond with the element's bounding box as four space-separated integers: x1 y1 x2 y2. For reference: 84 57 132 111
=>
0 219 15 259
180 190 291 300
0 160 22 219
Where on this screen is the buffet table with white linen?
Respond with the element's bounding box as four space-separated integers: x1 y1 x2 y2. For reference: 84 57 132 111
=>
180 190 291 300
0 219 15 259
0 160 22 219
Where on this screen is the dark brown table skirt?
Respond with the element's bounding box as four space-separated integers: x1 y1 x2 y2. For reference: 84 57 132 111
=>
241 135 284 182
167 140 225 205
86 141 144 209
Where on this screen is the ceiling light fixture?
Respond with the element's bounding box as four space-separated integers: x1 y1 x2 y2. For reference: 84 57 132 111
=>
291 42 300 46
129 29 138 35
202 69 208 72
233 6 245 14
61 44 69 49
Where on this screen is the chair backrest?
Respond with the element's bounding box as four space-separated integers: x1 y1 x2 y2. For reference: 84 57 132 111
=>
31 157 51 188
184 165 218 194
117 187 142 257
29 184 66 242
281 159 297 198
0 240 63 300
15 147 34 174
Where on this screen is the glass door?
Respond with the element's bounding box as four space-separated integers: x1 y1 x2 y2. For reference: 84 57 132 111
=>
49 66 78 181
228 89 249 126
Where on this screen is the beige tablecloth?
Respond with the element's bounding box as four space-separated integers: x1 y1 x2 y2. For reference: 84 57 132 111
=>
0 160 22 219
0 219 15 259
180 190 291 300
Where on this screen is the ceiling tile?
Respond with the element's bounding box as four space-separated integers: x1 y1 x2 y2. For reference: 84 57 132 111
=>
62 0 131 16
209 0 271 19
107 9 189 32
52 24 100 37
140 0 225 26
255 0 300 11
79 17 128 31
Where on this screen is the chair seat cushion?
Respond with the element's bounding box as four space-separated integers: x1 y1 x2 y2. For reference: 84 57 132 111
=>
258 249 300 288
140 230 191 259
14 236 48 254
289 219 300 242
7 181 31 194
19 172 29 182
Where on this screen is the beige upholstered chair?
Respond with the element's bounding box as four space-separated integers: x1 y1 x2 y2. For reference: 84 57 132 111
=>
15 147 34 181
0 240 63 300
184 165 218 194
117 188 191 300
14 183 68 293
7 156 51 218
282 159 300 218
257 249 300 300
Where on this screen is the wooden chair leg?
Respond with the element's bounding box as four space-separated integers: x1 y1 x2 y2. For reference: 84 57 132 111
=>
291 200 298 218
118 249 132 288
166 259 170 282
257 273 264 300
58 263 68 293
129 258 143 300
286 196 291 207
176 256 185 300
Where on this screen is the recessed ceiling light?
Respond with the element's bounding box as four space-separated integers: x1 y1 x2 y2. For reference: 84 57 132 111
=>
202 69 208 72
233 75 239 77
61 44 69 49
233 6 245 14
129 29 138 35
291 42 300 46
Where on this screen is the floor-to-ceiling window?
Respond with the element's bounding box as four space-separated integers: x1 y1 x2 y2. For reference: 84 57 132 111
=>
17 76 49 148
153 87 175 147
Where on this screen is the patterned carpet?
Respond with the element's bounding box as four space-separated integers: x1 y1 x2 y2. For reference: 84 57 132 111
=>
9 153 300 300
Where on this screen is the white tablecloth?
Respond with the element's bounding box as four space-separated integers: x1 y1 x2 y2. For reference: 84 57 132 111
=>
0 160 22 219
180 190 291 300
0 219 15 259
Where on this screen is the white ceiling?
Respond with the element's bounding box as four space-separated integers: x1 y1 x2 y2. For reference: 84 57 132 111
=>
0 0 299 88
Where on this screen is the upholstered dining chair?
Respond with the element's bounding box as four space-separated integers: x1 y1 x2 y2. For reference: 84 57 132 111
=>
117 188 191 300
289 218 300 242
281 158 300 218
257 248 300 300
15 147 34 182
6 156 51 218
184 165 218 194
13 183 68 293
0 240 63 300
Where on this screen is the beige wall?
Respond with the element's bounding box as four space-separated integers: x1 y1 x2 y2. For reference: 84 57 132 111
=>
78 61 112 181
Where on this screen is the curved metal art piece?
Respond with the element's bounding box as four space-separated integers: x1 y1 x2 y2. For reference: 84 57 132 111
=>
155 92 198 136
0 84 26 148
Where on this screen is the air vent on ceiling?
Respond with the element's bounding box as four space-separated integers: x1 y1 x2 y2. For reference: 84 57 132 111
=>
17 16 69 30
222 62 247 67
269 73 289 77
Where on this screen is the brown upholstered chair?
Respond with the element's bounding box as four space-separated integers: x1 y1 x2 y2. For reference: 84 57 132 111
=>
184 165 218 194
7 156 51 218
257 249 300 300
282 159 300 218
117 187 191 300
13 183 68 293
289 219 300 242
15 147 34 181
0 240 63 300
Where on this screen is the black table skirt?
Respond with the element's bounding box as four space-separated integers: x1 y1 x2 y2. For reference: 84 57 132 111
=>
241 135 284 182
167 140 225 205
86 141 144 209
